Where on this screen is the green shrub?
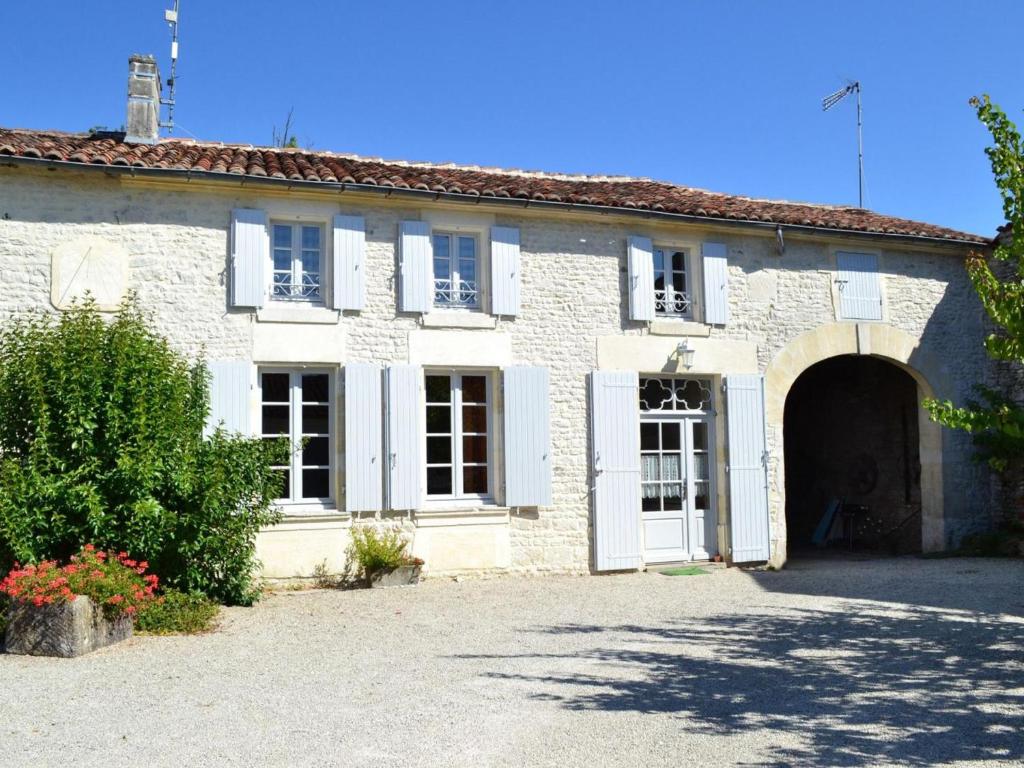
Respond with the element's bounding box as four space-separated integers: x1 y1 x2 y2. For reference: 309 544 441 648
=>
346 525 421 580
134 589 219 634
0 298 288 605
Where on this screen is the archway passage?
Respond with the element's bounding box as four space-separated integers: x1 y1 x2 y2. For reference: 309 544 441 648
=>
784 355 923 555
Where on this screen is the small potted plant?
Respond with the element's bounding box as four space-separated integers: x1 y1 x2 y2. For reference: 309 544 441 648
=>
1 545 159 657
347 525 424 588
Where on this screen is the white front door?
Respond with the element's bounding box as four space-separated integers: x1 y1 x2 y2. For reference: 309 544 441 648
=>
641 416 716 563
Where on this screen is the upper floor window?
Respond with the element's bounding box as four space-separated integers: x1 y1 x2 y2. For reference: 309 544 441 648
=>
653 246 692 318
272 222 324 303
433 232 479 309
260 369 333 505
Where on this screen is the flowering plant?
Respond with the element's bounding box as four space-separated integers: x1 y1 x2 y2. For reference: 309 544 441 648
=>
0 545 159 618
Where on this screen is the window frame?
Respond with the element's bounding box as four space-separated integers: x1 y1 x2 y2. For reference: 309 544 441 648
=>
652 244 694 319
431 230 482 311
258 367 335 510
423 369 494 505
269 220 327 305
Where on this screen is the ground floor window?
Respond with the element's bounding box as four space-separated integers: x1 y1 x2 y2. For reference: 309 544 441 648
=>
425 371 491 500
260 369 333 504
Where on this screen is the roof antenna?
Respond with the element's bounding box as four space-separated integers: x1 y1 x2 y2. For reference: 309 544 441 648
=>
159 0 180 135
822 80 864 208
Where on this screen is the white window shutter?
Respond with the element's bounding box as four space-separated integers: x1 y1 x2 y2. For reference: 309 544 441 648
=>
205 360 251 436
332 215 365 311
725 374 771 563
345 362 382 512
503 366 551 507
490 226 521 317
702 242 729 325
836 251 883 320
230 209 267 308
627 236 655 322
385 364 422 510
590 370 642 571
398 221 432 313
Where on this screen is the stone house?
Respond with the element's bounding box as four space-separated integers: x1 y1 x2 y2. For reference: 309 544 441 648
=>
0 57 996 578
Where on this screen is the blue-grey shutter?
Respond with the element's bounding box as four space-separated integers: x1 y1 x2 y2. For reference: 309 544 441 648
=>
503 366 551 507
332 214 365 311
385 364 421 510
836 251 883 320
702 242 729 325
590 370 642 571
725 374 771 563
205 360 251 436
627 236 655 322
490 226 521 317
398 221 432 313
345 362 382 512
230 209 267 308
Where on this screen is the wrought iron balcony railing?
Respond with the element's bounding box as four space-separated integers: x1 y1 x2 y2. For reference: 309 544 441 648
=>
434 279 479 308
273 271 321 301
654 288 693 317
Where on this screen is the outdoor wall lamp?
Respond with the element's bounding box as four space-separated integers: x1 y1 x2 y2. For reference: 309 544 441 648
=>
677 338 696 370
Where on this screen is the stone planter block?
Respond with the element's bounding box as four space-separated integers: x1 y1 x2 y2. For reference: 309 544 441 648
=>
4 596 132 657
368 564 422 588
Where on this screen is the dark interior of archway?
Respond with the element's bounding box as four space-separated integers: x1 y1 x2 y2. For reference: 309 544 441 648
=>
784 355 922 555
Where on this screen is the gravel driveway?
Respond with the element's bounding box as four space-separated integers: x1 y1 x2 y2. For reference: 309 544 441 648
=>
3 556 1023 767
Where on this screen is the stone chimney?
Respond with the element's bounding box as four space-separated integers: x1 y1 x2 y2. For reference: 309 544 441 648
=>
125 54 161 144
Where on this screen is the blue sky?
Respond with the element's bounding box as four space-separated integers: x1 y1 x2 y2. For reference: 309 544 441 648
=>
2 1 1021 237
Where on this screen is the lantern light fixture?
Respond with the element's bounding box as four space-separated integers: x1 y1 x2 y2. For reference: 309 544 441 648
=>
677 338 696 370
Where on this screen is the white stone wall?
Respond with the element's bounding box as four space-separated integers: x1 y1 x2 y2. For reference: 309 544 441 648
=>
0 166 994 575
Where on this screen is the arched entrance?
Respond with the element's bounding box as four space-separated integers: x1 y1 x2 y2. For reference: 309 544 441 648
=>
764 323 946 566
784 355 922 554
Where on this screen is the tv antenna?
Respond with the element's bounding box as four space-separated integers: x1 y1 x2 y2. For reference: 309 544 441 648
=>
822 81 864 208
160 0 180 134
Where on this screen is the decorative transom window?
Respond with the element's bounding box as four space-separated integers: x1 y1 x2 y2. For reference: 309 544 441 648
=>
433 232 479 309
272 222 324 302
639 377 713 412
653 247 692 317
425 372 490 499
260 370 333 504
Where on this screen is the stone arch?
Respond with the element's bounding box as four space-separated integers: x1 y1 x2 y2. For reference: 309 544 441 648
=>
764 322 947 566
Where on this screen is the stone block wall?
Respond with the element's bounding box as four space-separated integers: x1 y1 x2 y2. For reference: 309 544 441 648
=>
0 166 994 574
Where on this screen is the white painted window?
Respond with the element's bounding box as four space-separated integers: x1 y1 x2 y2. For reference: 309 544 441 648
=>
260 369 334 505
653 246 693 318
271 222 325 303
425 371 491 500
432 232 480 309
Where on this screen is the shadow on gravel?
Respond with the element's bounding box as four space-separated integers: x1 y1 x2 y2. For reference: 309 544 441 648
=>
748 555 1024 617
457 603 1024 766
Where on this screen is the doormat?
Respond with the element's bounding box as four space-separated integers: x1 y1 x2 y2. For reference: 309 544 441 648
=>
656 566 709 576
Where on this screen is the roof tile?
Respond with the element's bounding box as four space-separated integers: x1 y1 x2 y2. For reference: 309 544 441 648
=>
0 127 988 244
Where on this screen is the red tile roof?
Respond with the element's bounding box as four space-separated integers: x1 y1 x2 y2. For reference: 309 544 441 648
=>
0 127 988 245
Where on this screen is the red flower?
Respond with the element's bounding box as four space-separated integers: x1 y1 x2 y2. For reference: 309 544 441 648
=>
107 594 124 605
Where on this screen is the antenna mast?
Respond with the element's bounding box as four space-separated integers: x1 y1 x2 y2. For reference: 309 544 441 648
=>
822 81 864 208
160 0 180 134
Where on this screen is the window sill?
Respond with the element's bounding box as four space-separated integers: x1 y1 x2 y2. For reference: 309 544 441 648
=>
414 506 510 527
275 503 347 520
257 306 340 325
649 318 711 337
422 311 497 330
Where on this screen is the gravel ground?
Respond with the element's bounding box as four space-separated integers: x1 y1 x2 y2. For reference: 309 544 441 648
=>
2 556 1023 768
